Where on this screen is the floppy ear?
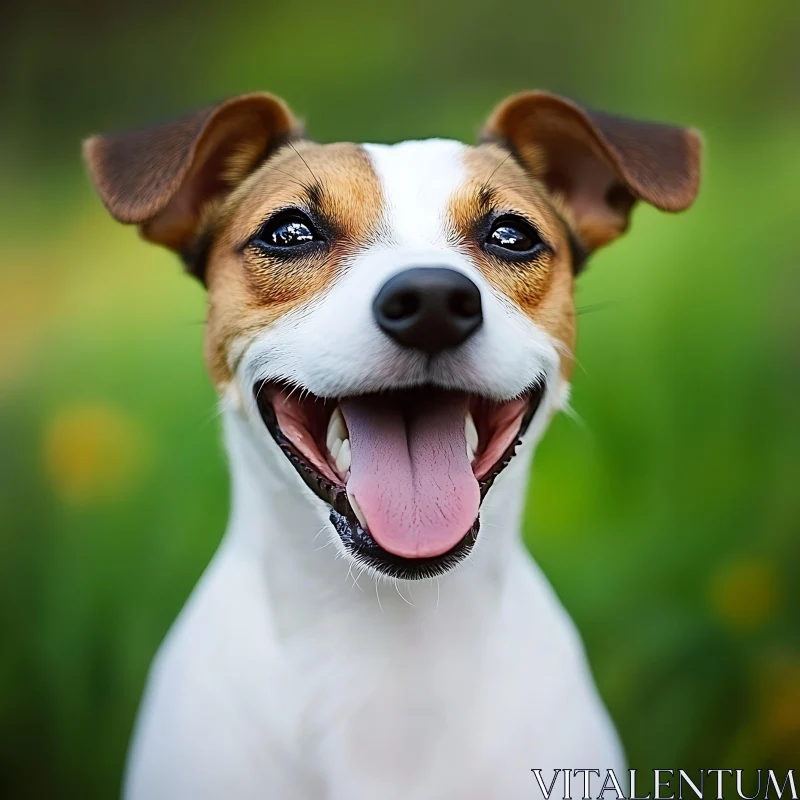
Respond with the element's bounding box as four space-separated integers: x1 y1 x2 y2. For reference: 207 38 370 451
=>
482 91 702 251
83 93 301 255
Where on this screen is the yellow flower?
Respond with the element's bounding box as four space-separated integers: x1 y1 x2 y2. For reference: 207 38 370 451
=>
42 404 151 506
756 651 800 758
709 557 781 631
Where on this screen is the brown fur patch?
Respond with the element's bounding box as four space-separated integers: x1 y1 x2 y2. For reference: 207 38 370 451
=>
202 142 384 386
451 144 577 378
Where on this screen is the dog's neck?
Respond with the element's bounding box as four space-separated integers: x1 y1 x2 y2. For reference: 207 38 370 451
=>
219 406 542 625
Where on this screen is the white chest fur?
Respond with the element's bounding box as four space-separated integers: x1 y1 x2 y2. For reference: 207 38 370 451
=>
123 411 624 799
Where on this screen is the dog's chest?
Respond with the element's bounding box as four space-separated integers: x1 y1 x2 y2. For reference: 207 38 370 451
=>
270 579 589 799
285 627 530 797
126 547 623 799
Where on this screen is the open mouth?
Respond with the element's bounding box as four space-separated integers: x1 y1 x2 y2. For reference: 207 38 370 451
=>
254 382 543 579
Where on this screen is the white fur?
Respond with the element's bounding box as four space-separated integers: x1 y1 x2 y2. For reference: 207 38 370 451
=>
123 140 624 799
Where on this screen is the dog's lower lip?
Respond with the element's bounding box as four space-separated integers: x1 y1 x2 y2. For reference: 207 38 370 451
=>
330 509 481 580
254 382 543 578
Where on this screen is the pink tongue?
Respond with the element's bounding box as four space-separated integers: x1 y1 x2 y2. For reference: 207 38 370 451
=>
340 392 480 559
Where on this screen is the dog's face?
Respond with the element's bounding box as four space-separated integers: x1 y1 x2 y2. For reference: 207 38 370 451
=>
85 92 700 579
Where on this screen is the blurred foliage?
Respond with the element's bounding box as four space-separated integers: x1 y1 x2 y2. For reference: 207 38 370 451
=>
1 0 798 796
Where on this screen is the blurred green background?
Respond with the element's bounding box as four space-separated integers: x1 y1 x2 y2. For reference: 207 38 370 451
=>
1 0 798 796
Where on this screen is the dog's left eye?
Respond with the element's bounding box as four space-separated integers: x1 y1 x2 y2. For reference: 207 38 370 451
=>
253 212 320 249
485 216 544 256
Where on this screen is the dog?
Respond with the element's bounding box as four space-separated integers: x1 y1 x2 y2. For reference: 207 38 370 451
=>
84 90 701 799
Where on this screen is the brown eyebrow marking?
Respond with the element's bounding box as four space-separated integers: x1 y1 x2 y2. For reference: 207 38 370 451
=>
452 143 579 380
476 145 590 276
201 141 385 388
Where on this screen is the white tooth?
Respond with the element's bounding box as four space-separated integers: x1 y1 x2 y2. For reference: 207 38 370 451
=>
335 438 351 475
330 438 343 460
465 413 479 461
326 407 347 452
348 491 368 530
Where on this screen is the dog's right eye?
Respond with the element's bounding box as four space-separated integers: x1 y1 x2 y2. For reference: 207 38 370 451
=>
251 211 322 250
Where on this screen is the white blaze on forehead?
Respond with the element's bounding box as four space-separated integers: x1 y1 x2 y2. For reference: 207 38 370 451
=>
362 139 468 248
238 138 565 409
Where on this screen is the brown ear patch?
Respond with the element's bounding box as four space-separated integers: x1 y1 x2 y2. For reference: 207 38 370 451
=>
202 142 385 387
482 91 702 250
83 93 301 254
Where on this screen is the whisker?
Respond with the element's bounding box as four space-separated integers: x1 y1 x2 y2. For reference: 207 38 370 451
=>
552 339 587 377
351 563 367 593
346 559 358 589
312 526 329 543
481 151 514 193
256 380 270 405
262 164 313 193
393 578 415 607
482 179 541 195
287 141 320 186
576 301 616 316
563 401 589 432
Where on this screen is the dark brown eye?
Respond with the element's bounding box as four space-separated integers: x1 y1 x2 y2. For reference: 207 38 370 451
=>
486 216 544 256
252 211 320 250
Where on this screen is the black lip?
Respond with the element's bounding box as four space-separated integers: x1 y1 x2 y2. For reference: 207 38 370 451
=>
330 512 480 581
254 383 543 580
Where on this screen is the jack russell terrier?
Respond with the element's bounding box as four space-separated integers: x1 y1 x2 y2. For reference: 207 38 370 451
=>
84 90 701 799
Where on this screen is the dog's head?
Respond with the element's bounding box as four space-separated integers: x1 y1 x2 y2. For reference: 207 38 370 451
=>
84 91 701 579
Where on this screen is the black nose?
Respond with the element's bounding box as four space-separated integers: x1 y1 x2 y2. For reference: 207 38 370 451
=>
373 267 483 354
